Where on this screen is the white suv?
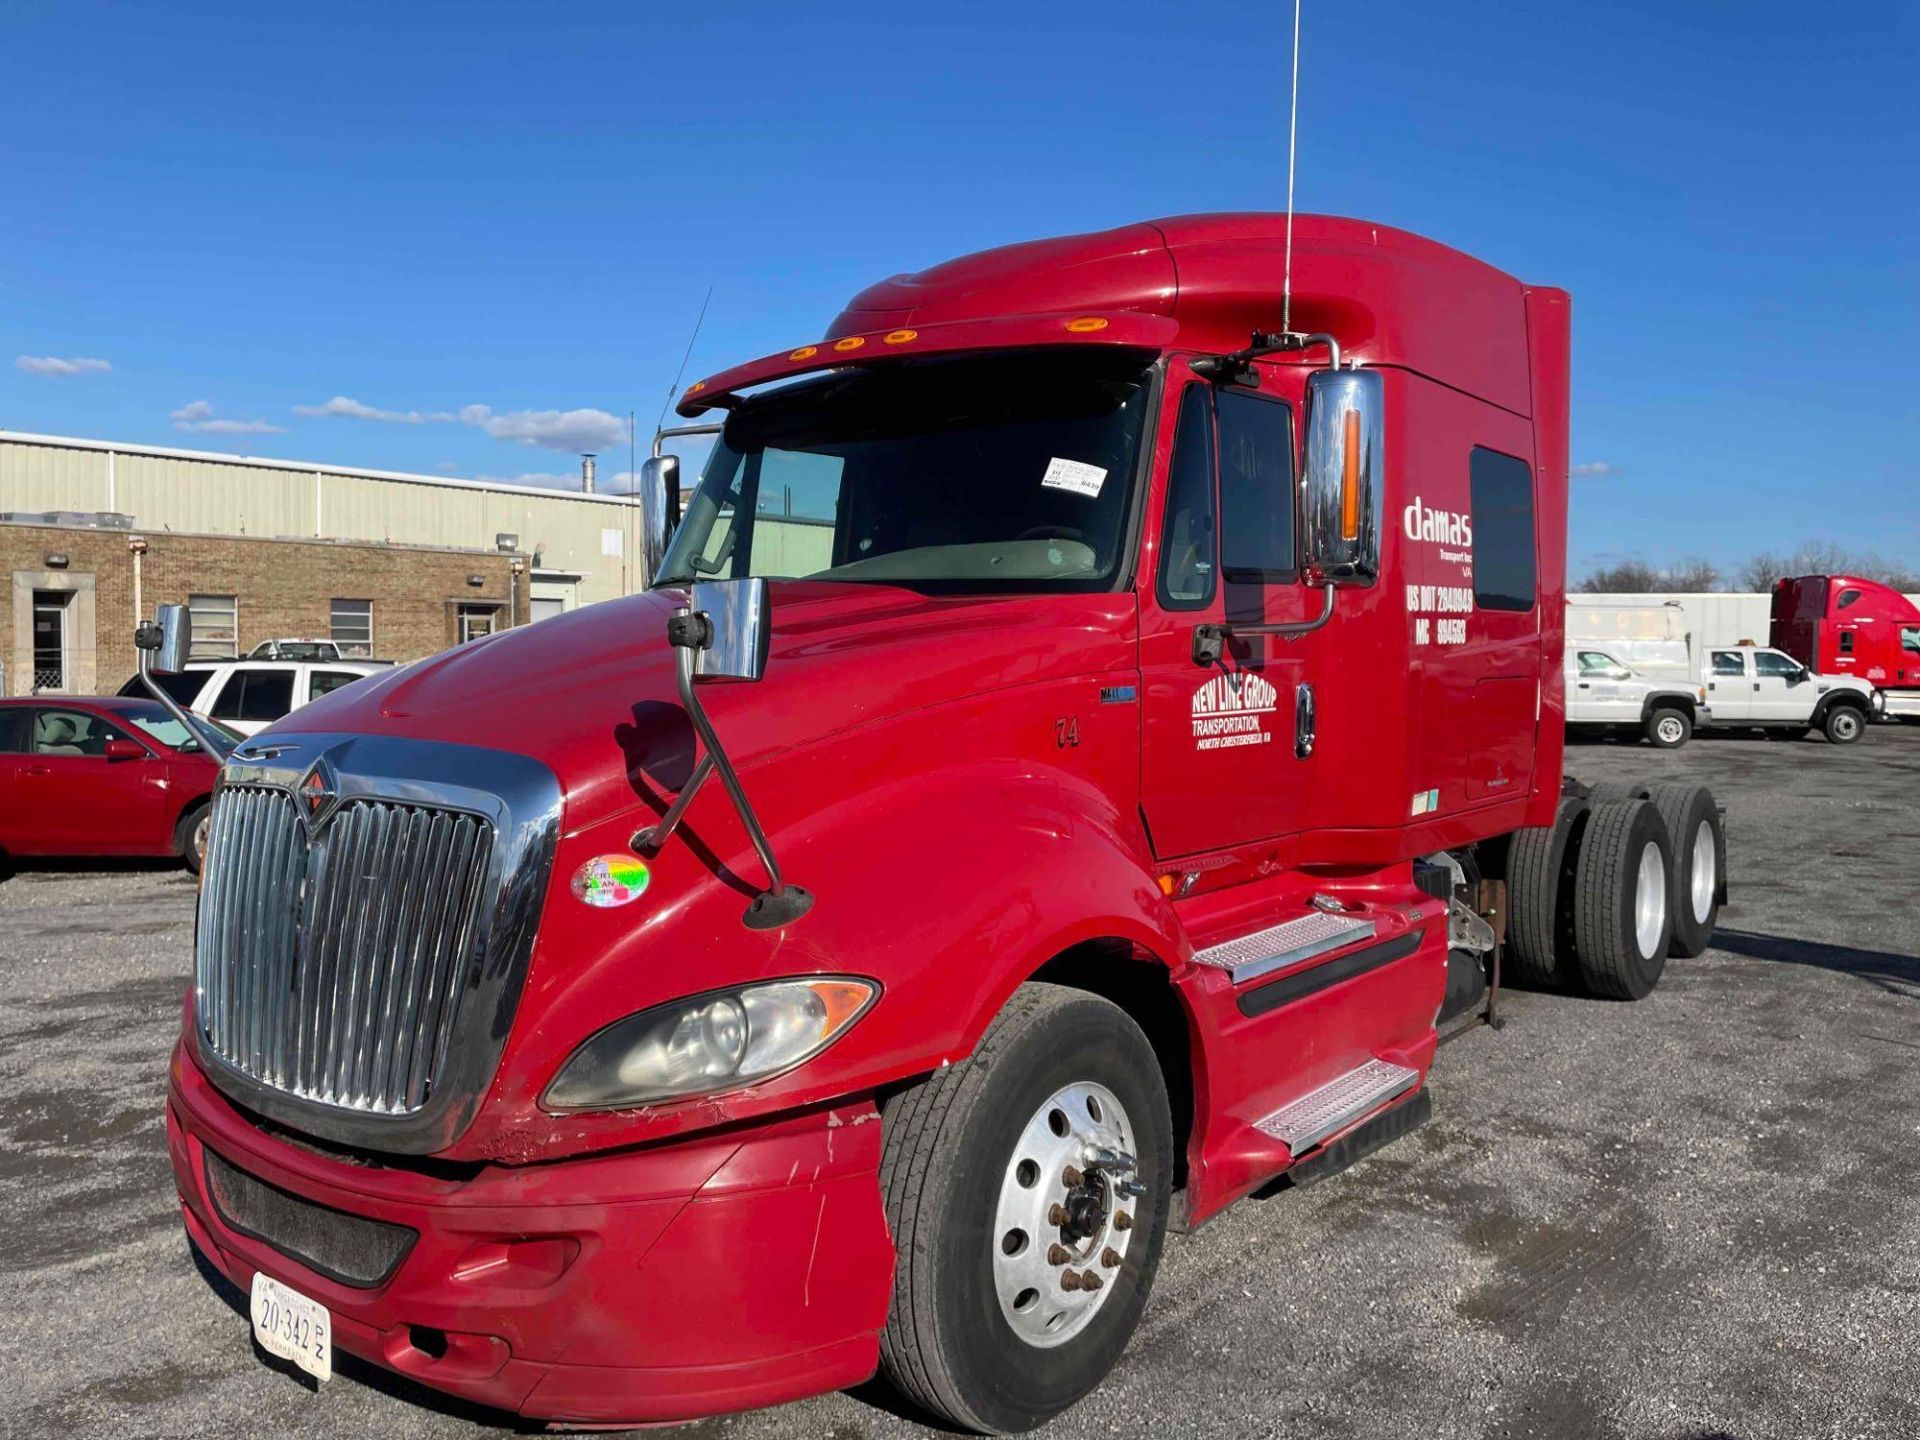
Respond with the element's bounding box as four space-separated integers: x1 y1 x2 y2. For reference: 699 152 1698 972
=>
1703 645 1883 744
117 659 388 736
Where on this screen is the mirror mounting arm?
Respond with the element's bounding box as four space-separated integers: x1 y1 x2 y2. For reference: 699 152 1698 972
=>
1192 330 1343 383
1189 585 1337 665
134 619 237 761
663 609 814 930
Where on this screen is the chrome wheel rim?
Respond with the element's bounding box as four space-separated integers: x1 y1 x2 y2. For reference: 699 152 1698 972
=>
1656 715 1684 744
1690 818 1715 925
991 1080 1137 1349
1634 840 1667 959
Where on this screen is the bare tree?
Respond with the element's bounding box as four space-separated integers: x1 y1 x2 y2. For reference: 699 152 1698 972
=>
1577 556 1720 593
1736 543 1920 593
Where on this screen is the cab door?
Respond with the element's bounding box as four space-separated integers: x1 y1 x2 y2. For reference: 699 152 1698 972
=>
1570 649 1635 722
1139 364 1312 859
1705 649 1751 720
1751 649 1814 720
20 707 165 853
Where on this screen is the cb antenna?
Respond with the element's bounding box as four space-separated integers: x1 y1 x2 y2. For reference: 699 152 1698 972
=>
655 283 715 433
1281 0 1303 334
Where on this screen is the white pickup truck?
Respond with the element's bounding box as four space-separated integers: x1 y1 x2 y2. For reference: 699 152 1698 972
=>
1702 644 1883 744
1566 647 1711 748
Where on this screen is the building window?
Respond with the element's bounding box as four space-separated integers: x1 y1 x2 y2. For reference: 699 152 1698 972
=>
189 594 239 660
1469 447 1536 612
1215 389 1296 583
330 598 373 657
457 605 499 644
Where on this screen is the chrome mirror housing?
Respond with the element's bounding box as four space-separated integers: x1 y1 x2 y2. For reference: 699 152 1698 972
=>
1301 368 1384 586
153 603 192 673
639 455 680 587
689 578 770 682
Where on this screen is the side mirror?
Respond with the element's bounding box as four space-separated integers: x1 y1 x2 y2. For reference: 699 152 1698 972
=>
152 604 192 674
105 738 146 761
1301 368 1384 586
689 577 770 681
639 455 681 587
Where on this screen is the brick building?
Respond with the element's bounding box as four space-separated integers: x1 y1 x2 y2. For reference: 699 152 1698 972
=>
2 516 529 697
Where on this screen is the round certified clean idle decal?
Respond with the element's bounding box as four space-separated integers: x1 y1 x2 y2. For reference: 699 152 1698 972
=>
571 854 651 908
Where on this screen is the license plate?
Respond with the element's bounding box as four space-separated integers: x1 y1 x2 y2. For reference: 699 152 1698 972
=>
250 1272 332 1383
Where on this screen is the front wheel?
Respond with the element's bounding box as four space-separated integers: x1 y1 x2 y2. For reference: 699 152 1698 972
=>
176 802 212 875
878 983 1173 1434
1645 706 1692 748
1823 705 1866 745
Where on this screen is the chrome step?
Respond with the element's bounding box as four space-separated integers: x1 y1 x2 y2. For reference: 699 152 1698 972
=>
1253 1058 1421 1154
1191 910 1377 985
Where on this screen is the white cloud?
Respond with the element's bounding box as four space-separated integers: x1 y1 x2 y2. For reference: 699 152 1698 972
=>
293 395 454 423
1572 461 1617 478
17 355 112 377
459 404 629 454
171 399 285 436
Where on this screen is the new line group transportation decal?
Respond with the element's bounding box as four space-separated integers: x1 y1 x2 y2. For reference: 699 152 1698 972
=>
1191 673 1278 750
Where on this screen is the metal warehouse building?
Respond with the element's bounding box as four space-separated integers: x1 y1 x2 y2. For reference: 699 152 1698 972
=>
1 430 646 696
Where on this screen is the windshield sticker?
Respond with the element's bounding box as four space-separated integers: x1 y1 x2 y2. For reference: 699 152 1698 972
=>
1191 672 1278 750
1041 456 1107 498
572 854 651 908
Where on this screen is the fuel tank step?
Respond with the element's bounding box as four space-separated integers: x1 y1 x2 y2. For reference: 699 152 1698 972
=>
1252 1058 1421 1154
1191 910 1377 985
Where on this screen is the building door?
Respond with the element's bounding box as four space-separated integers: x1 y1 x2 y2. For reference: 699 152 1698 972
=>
32 591 69 692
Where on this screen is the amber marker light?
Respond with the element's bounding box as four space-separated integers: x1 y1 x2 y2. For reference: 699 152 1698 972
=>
1341 408 1363 542
1065 316 1110 333
883 328 918 345
789 345 819 361
1157 874 1177 897
833 336 866 352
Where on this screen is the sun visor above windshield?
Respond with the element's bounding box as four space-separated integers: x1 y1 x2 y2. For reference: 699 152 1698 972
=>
673 312 1180 417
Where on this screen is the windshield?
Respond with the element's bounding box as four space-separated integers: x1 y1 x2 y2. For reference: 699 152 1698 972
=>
117 701 243 752
657 350 1155 594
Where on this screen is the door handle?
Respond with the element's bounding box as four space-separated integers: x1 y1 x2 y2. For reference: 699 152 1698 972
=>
1577 682 1590 689
1294 682 1316 759
24 764 50 776
1753 683 1761 691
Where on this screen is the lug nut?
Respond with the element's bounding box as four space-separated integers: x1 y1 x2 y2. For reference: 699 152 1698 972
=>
1049 1203 1070 1226
1079 1269 1104 1290
1062 1166 1084 1188
1047 1243 1072 1266
1113 1210 1133 1231
1061 1270 1083 1292
1116 1177 1147 1198
1102 1248 1122 1269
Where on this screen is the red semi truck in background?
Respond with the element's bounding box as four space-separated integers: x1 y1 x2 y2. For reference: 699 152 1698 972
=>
1772 573 1920 720
156 214 1727 1433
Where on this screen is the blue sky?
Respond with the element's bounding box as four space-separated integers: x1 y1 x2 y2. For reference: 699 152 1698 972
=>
2 0 1914 580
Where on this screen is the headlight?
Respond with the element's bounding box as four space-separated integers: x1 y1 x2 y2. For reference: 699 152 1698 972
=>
542 977 878 1111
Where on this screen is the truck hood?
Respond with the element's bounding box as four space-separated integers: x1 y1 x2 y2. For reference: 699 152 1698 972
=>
276 581 1136 836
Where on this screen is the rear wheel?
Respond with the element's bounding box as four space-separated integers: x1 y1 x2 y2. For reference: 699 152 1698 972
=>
1571 799 1674 1000
1645 706 1692 748
175 801 211 875
1822 705 1866 745
1504 796 1588 989
1647 784 1722 958
879 984 1172 1434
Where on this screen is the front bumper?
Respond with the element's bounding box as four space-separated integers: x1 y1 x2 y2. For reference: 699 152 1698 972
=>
167 1041 894 1426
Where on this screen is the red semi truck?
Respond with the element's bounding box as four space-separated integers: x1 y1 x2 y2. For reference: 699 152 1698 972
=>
1772 573 1920 720
159 214 1726 1432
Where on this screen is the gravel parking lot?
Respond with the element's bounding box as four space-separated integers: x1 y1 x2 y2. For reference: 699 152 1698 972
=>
2 725 1916 1440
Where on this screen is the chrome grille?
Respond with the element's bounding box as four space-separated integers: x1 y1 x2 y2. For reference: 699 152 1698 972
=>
195 784 496 1116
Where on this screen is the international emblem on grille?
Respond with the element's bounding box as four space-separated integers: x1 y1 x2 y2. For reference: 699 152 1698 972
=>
298 759 336 830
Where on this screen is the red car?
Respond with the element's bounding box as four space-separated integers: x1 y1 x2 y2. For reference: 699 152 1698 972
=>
0 695 228 872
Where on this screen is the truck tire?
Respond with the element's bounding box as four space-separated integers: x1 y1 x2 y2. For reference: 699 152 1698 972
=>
878 983 1172 1434
1648 783 1722 958
1645 706 1691 749
1570 799 1674 1000
1583 781 1649 806
1822 704 1866 745
175 801 212 875
1504 796 1588 989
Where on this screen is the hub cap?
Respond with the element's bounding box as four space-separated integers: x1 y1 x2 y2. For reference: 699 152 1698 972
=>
1634 840 1667 959
1833 711 1861 741
991 1081 1139 1349
1656 715 1685 744
1690 818 1716 925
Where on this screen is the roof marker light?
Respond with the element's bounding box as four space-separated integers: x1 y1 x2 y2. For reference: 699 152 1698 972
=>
883 329 918 345
833 336 866 352
686 380 707 394
1066 317 1110 333
789 345 819 361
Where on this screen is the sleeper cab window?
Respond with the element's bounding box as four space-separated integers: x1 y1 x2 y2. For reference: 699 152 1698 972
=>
1469 447 1535 611
1214 388 1295 583
1156 384 1217 609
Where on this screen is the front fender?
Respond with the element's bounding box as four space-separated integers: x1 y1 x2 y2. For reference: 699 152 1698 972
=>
453 739 1184 1165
